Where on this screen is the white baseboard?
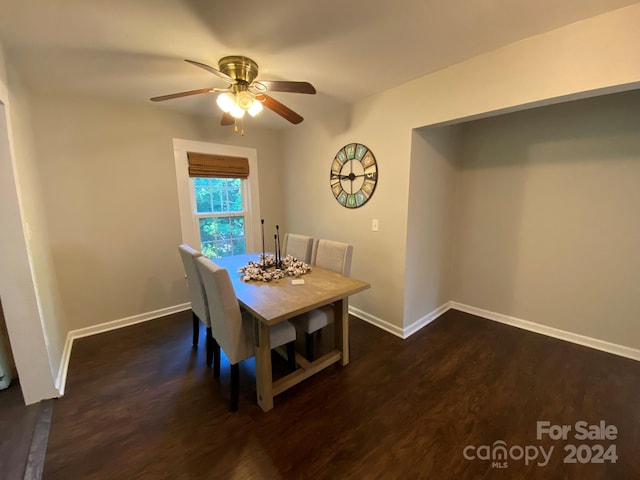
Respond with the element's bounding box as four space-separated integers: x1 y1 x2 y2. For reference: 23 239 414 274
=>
55 299 640 396
353 301 640 361
403 302 451 339
55 333 74 395
349 302 450 339
349 306 404 338
55 303 191 395
450 302 640 362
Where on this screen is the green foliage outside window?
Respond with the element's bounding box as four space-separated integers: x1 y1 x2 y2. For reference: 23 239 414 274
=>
194 177 243 213
199 217 246 258
194 177 246 257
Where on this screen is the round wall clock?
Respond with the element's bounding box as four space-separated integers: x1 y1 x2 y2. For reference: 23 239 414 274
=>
330 143 378 208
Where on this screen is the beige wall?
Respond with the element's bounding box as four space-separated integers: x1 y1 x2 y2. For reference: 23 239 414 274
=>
404 127 461 331
282 107 407 326
452 90 640 349
6 67 67 376
284 4 640 331
0 44 59 403
29 92 285 331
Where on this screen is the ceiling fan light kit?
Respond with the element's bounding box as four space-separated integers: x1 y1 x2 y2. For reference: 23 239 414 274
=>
150 55 316 132
247 98 264 117
216 92 235 112
236 91 254 110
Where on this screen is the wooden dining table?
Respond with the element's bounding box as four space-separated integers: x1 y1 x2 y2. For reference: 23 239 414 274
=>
214 253 370 412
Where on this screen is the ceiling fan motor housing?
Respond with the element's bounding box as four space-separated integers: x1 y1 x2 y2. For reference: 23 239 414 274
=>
218 56 259 85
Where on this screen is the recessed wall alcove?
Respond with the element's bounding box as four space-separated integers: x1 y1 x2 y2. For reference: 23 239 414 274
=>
405 88 640 353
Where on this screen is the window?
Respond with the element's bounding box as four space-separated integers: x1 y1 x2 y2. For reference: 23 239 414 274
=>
173 139 261 260
193 177 246 258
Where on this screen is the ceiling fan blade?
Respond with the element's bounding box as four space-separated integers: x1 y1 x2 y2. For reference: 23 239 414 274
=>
258 94 304 124
221 112 235 126
185 59 236 83
256 80 316 94
150 88 213 101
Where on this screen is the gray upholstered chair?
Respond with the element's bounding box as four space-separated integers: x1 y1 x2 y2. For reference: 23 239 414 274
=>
293 239 353 360
178 244 215 367
195 255 297 411
281 233 314 263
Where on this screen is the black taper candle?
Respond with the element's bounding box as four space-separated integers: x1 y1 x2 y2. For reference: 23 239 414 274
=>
276 225 281 268
274 234 278 267
261 219 265 269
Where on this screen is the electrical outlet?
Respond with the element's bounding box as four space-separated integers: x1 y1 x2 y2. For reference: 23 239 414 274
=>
372 219 379 232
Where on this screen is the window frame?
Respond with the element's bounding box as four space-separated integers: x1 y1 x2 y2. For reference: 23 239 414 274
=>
173 139 261 256
190 177 248 257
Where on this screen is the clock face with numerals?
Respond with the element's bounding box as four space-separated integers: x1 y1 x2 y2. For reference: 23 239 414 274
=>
330 143 378 208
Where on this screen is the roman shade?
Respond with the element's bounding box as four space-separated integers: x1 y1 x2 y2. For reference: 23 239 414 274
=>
187 152 249 178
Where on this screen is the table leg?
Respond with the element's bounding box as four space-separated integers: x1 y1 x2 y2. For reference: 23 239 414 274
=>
254 318 274 411
334 298 350 366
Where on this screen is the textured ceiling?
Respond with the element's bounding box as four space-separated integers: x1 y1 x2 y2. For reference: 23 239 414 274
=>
0 0 637 128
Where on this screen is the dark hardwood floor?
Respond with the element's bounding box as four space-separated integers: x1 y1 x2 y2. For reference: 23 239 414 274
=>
0 381 37 479
0 380 53 480
42 310 639 479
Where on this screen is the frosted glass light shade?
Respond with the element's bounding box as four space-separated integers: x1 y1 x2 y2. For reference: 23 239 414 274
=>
236 91 254 110
216 93 235 113
229 104 246 119
248 100 263 117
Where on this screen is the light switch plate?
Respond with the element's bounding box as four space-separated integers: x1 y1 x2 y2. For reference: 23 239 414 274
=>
372 219 379 232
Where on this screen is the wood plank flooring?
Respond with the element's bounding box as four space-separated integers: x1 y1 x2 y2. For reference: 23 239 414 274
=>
0 382 37 479
0 381 53 480
43 310 639 479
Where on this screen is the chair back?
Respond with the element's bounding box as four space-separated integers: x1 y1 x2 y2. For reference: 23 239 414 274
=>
311 239 353 276
282 233 314 263
178 244 209 326
195 256 251 364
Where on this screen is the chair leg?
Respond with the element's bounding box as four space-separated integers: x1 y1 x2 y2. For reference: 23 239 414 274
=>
212 337 221 379
192 312 200 348
206 327 213 367
305 332 315 362
286 341 297 372
230 363 239 412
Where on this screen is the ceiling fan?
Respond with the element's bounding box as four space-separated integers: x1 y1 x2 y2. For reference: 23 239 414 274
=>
150 56 316 128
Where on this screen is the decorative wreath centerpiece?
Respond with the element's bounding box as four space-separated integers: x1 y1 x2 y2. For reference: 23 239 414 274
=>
238 254 312 282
